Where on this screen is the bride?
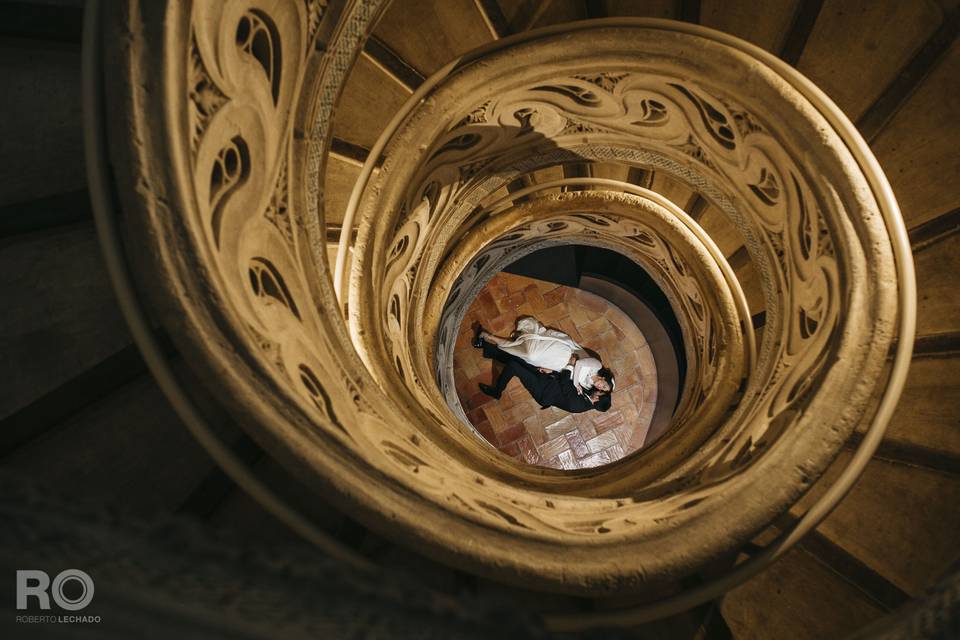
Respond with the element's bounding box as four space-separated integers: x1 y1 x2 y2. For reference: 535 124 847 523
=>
474 316 614 403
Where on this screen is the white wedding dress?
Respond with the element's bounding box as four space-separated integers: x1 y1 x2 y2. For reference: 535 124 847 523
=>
497 317 589 373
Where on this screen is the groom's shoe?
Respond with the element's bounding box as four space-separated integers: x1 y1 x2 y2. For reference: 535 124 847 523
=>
478 383 501 399
472 324 486 349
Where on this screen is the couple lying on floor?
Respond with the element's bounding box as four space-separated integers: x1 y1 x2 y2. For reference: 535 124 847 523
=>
473 316 615 414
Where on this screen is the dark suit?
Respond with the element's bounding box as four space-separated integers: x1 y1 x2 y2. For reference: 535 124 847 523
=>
482 342 601 413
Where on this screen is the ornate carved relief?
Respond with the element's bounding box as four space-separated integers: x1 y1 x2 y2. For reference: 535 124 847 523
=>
340 24 897 546
429 192 741 442
112 12 900 595
265 157 293 244
188 36 228 156
298 364 347 435
248 257 301 320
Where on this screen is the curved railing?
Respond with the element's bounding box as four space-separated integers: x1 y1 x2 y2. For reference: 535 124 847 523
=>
478 177 757 374
429 187 749 468
87 0 915 629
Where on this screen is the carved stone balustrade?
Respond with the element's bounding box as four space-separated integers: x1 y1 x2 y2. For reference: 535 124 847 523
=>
95 2 906 598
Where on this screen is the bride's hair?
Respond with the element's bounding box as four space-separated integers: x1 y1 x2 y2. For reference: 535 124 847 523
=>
589 368 615 412
596 367 615 391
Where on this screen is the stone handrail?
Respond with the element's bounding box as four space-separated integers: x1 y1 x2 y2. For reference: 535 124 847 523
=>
87 0 915 626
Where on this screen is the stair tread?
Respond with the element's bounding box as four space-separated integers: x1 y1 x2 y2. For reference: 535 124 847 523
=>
0 225 131 419
324 154 365 227
796 0 945 122
650 172 695 214
0 2 83 45
857 353 960 461
697 204 744 259
332 53 413 150
790 450 960 596
732 258 765 314
603 0 677 20
2 370 217 515
0 44 85 206
373 0 494 77
872 38 960 229
700 0 799 53
505 0 588 30
0 188 92 238
915 232 960 337
722 544 884 639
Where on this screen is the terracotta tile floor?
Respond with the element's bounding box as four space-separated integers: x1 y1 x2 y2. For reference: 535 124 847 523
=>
453 272 658 469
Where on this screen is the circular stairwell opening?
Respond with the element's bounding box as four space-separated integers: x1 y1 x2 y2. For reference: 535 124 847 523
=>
111 9 909 595
450 245 685 469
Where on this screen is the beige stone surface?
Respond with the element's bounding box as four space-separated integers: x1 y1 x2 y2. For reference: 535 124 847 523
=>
323 154 364 227
797 0 945 120
105 2 909 599
650 172 693 213
698 204 745 258
793 450 960 594
734 259 766 314
589 162 630 186
701 0 799 53
332 53 413 149
373 0 493 76
914 233 960 336
0 226 131 418
872 39 960 228
604 0 676 19
863 354 960 458
722 547 884 640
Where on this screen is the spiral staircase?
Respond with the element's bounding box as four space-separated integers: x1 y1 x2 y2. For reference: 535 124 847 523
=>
1 0 959 638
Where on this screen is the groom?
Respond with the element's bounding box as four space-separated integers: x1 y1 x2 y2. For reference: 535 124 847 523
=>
477 341 611 414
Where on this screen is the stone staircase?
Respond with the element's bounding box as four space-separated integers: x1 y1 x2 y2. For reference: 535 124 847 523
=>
1 1 958 637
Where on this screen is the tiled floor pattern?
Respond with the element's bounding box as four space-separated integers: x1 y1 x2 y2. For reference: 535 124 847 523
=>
453 272 658 470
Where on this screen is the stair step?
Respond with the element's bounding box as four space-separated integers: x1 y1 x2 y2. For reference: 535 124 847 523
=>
791 450 960 596
627 166 654 188
207 456 356 544
601 0 678 20
914 232 960 336
0 189 92 238
722 544 884 639
796 0 945 121
324 153 365 227
589 162 631 186
650 172 695 214
177 432 264 519
913 331 960 356
0 2 83 46
730 251 765 314
700 0 798 53
0 331 175 457
373 0 493 77
872 38 960 229
856 353 960 464
0 225 130 418
0 41 85 206
363 35 425 90
779 0 825 66
857 7 960 141
332 53 413 150
1 363 222 516
909 205 960 252
697 204 744 259
499 0 587 31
